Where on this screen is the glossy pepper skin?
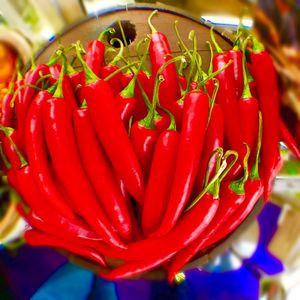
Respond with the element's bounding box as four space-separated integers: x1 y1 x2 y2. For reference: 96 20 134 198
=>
148 11 180 110
167 179 261 283
82 80 145 203
25 90 75 220
25 230 107 267
141 130 180 236
130 121 160 182
85 40 105 77
7 166 99 244
151 91 210 237
227 49 244 98
194 104 224 195
99 193 219 279
74 108 133 241
43 98 125 248
1 89 14 127
17 64 50 146
213 54 243 154
250 45 281 200
100 65 123 96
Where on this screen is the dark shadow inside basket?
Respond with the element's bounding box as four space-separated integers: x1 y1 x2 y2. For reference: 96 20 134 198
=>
34 5 264 279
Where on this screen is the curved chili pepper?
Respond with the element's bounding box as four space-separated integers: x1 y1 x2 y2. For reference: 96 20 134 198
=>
250 37 281 200
74 107 133 241
25 90 75 220
210 30 243 155
84 29 111 77
43 97 125 248
7 166 100 243
280 119 300 160
194 104 224 195
25 230 107 267
148 11 181 109
141 128 180 236
17 64 50 146
238 39 259 152
227 48 243 98
76 42 145 204
99 192 219 279
150 90 210 237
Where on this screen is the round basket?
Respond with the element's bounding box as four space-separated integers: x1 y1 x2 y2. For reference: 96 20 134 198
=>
31 5 264 280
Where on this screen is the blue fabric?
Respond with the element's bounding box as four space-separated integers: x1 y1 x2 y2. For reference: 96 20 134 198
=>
31 263 94 300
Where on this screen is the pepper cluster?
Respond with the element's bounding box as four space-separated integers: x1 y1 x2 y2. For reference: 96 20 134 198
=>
0 11 297 282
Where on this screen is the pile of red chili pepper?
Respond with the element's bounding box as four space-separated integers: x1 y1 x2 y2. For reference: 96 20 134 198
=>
0 11 298 283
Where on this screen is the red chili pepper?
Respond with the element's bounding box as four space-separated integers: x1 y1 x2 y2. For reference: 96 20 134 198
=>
148 11 181 109
211 29 243 154
68 70 85 90
194 104 224 195
17 64 50 146
227 48 243 98
141 128 180 236
250 37 281 200
99 191 219 279
43 97 125 248
238 39 259 152
99 38 124 96
25 230 107 267
7 165 100 244
25 90 76 220
1 81 15 127
279 119 300 160
76 43 145 203
74 107 133 241
151 90 210 237
84 28 112 77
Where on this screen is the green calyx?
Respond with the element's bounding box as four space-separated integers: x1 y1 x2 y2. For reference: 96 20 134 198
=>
53 50 66 98
250 111 262 180
75 41 100 85
230 144 250 195
251 35 265 53
0 126 28 168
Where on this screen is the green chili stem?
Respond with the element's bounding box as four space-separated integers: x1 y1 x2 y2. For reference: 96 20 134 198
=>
104 61 140 81
250 111 262 180
205 147 224 195
53 50 66 98
210 27 223 54
98 27 115 41
206 41 214 75
140 56 185 129
0 144 11 170
186 153 229 211
109 38 124 66
207 79 219 122
135 37 151 74
160 106 176 131
10 84 42 108
230 144 250 195
117 20 131 61
148 10 158 33
16 57 23 81
241 37 252 99
75 41 100 84
0 126 27 168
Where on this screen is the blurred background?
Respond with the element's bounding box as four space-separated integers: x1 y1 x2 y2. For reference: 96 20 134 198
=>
0 0 300 299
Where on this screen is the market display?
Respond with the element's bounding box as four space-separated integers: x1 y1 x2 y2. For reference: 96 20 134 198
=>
0 10 296 282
